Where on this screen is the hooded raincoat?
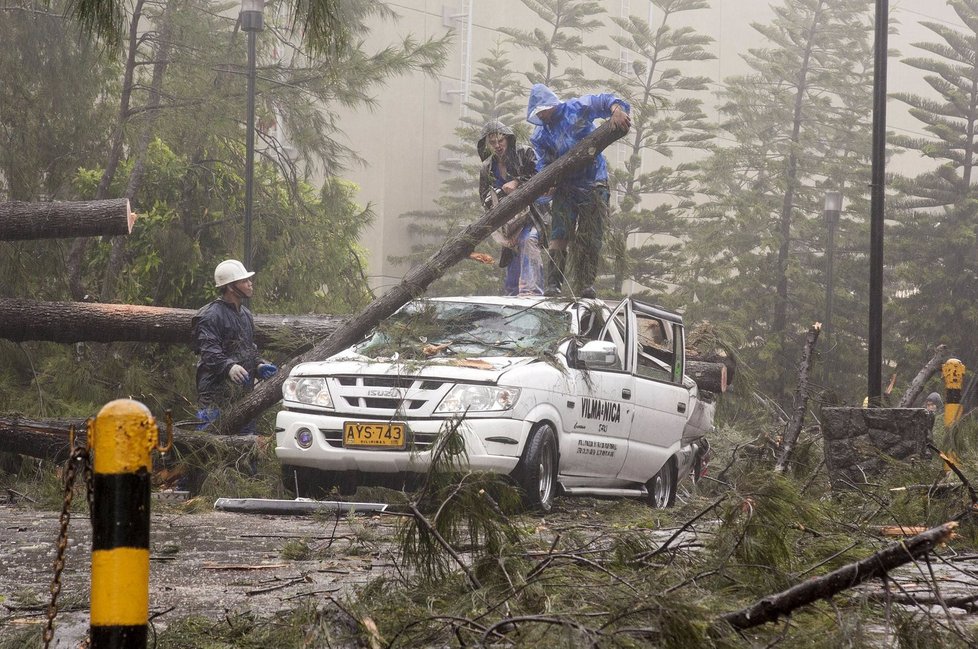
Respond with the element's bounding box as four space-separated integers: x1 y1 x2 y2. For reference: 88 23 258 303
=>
526 84 630 194
477 120 537 203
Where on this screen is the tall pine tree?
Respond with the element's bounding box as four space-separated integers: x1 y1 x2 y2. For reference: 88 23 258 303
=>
890 0 978 382
591 0 715 296
683 0 875 401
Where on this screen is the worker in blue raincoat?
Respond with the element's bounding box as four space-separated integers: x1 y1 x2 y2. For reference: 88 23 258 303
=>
527 83 631 298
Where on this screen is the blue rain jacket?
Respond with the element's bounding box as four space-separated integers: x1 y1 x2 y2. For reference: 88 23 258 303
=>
527 83 630 192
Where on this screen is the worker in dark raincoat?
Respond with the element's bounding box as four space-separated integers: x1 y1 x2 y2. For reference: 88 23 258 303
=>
191 259 277 435
478 119 546 296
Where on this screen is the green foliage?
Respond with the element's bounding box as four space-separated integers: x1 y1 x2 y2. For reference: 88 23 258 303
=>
592 0 715 298
683 0 876 402
889 0 978 382
500 0 607 92
397 417 525 584
0 2 116 202
154 604 357 648
391 44 527 296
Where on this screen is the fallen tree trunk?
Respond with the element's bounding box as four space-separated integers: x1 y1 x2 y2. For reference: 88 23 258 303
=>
0 198 136 241
219 119 631 434
0 298 345 351
898 344 950 407
775 322 821 473
717 521 958 631
687 360 727 394
0 415 255 464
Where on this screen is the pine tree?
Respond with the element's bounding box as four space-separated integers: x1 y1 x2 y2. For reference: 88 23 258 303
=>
500 0 607 92
682 0 875 400
890 0 978 382
590 0 715 296
392 45 527 296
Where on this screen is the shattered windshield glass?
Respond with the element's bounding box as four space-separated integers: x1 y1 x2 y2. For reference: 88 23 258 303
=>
354 300 573 360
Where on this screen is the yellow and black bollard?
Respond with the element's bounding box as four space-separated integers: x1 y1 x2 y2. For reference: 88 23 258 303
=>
943 358 966 428
88 399 160 648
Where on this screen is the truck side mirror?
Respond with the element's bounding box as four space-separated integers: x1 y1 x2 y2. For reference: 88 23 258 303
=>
578 340 618 369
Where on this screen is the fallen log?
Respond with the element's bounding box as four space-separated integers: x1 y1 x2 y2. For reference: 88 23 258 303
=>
0 298 345 351
0 198 136 241
898 344 950 407
219 119 631 434
0 415 255 465
774 322 821 473
717 521 958 631
687 360 727 394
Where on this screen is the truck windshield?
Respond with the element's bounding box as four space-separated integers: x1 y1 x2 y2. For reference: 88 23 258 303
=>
354 300 573 359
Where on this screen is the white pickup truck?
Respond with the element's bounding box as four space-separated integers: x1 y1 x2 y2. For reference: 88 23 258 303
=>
275 295 714 511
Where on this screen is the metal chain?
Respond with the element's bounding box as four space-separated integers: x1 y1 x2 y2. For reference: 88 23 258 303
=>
42 443 92 649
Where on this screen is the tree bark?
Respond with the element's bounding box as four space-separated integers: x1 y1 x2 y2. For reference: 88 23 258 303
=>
686 360 727 394
218 119 630 434
898 344 950 407
717 522 957 631
0 415 256 464
775 322 821 473
0 199 135 241
0 298 345 351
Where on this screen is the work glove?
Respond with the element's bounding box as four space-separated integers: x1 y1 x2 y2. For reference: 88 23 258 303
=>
257 363 278 380
228 363 249 384
195 407 220 430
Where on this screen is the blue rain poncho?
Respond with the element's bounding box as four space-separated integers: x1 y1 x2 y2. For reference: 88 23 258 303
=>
526 83 630 192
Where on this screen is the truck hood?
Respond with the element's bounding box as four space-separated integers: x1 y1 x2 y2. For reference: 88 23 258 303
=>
290 354 535 383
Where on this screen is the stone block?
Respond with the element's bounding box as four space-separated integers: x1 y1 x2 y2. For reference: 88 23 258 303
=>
821 407 934 488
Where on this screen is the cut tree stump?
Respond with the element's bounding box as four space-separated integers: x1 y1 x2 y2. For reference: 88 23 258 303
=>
0 198 136 241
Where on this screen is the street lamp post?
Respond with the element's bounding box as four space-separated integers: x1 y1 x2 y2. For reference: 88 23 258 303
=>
240 0 264 272
823 191 843 384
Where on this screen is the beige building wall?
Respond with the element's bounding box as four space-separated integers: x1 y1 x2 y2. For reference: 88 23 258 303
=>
330 1 961 295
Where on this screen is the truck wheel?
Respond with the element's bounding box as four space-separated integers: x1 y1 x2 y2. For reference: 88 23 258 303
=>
646 458 676 509
517 423 558 512
282 465 333 499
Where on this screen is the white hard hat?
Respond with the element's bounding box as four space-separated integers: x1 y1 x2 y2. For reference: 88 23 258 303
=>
214 259 255 288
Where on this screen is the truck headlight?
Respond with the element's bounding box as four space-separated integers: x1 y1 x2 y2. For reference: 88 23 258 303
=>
282 377 333 409
434 385 520 413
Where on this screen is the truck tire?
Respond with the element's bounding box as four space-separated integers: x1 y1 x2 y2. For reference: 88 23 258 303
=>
517 423 558 512
646 458 676 509
281 465 334 499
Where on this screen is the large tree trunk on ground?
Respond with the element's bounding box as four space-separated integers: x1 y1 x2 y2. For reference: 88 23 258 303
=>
0 298 345 351
775 322 821 473
218 120 631 434
718 522 957 631
0 199 135 241
898 344 950 407
0 416 255 465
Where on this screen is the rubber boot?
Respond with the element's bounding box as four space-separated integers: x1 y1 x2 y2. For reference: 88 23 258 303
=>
544 249 566 297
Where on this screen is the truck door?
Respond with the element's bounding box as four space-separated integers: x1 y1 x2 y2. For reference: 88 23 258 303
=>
562 299 634 479
616 301 690 484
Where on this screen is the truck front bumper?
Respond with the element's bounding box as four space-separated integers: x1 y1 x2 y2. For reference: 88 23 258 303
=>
275 410 528 475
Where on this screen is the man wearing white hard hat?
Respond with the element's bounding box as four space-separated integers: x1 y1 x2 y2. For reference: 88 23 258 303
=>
191 259 277 434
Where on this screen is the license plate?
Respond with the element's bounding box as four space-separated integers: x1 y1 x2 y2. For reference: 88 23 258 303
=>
343 421 406 448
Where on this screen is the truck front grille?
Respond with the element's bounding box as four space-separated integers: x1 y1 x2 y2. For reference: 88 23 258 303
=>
330 375 449 416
